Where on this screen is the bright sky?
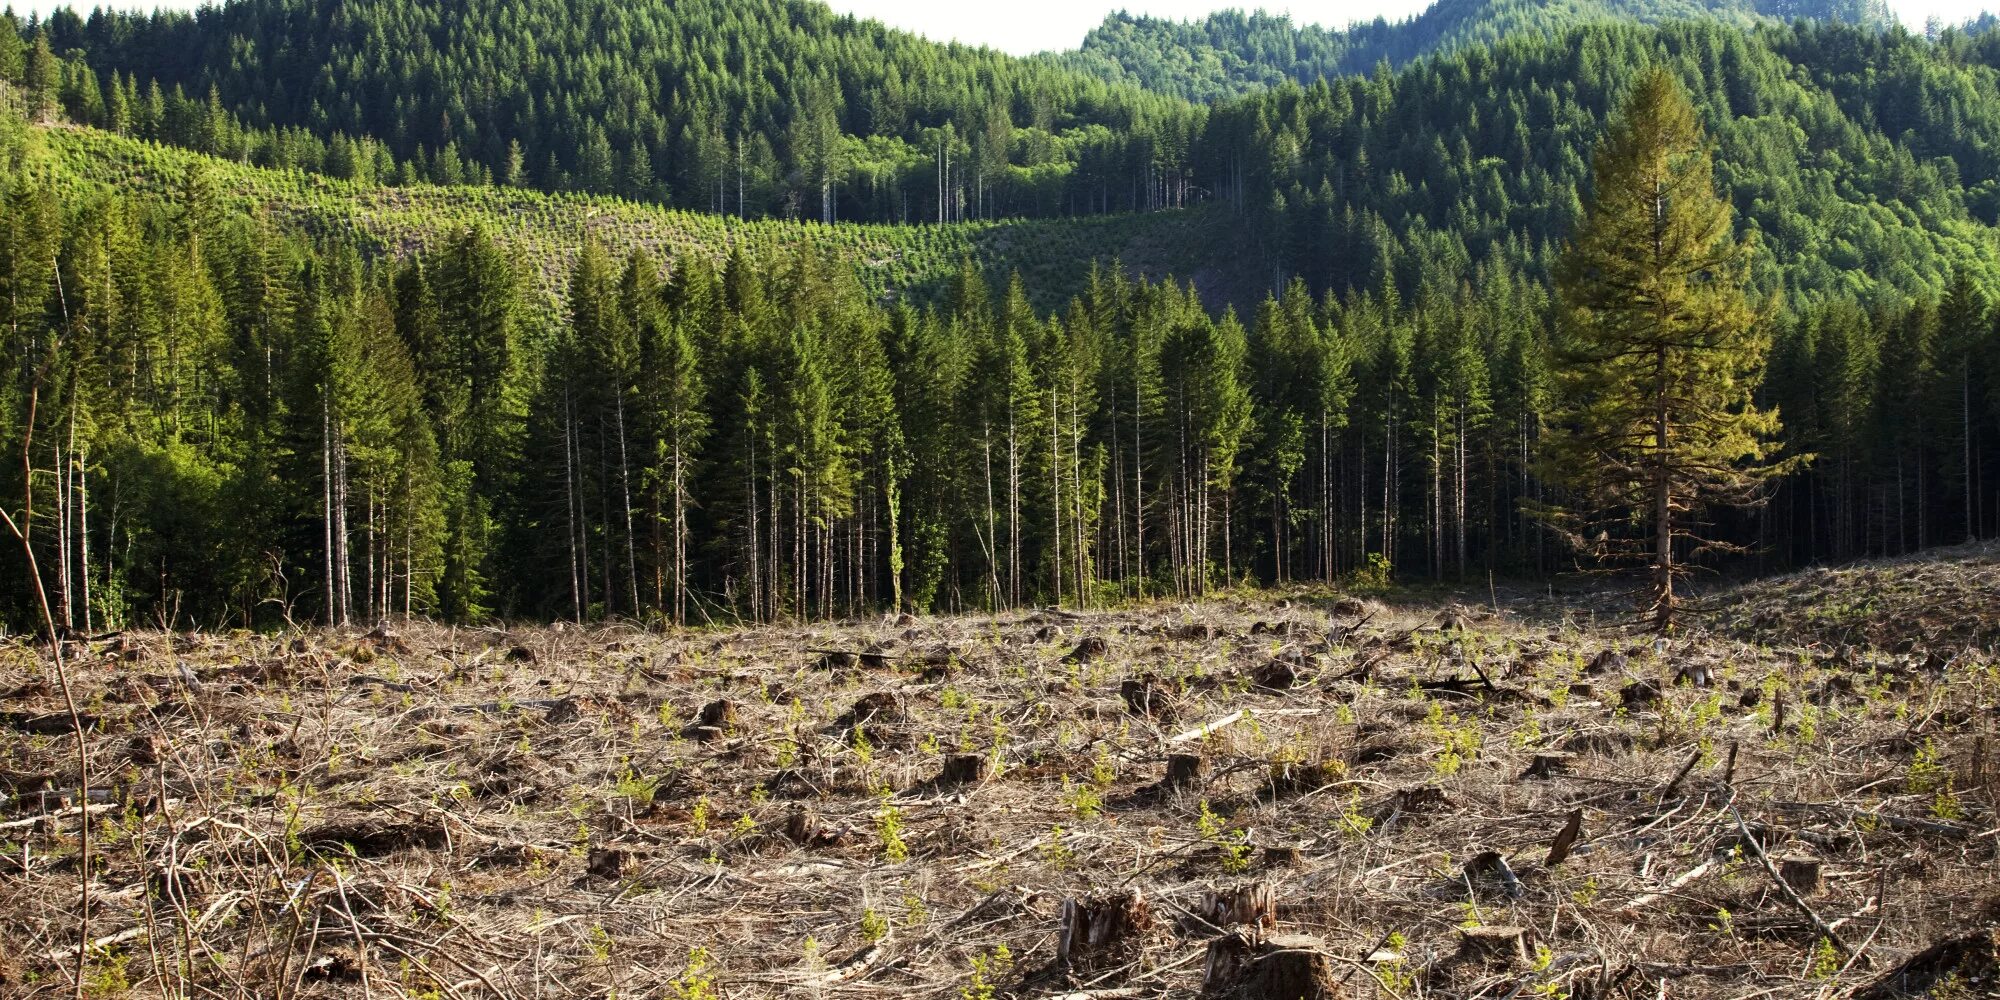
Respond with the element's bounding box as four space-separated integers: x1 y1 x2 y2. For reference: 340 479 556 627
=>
9 0 1998 53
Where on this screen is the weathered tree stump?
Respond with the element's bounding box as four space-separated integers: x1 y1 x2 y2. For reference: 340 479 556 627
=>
1064 636 1109 664
1332 596 1366 617
1779 855 1823 896
1252 659 1300 690
1620 680 1662 709
1197 882 1275 931
1203 931 1340 999
1057 888 1155 973
1121 675 1177 720
1520 752 1572 780
937 753 989 787
1457 925 1534 967
1164 752 1207 791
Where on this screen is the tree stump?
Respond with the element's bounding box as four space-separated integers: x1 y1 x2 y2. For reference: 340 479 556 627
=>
1520 752 1572 780
1164 753 1207 791
1197 882 1275 930
1121 675 1177 720
1457 926 1533 967
1779 855 1823 896
1252 659 1300 690
937 753 988 787
1057 888 1155 973
1064 636 1109 664
1204 931 1340 999
697 698 738 731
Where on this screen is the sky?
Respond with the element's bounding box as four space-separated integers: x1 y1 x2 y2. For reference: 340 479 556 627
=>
9 0 1998 54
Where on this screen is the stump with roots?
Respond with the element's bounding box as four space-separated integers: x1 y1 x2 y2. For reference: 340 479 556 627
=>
1057 888 1155 974
1197 882 1275 931
1203 929 1341 999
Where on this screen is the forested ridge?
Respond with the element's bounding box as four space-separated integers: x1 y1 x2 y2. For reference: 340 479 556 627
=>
1059 0 1893 101
10 2 2000 313
1 1 1999 630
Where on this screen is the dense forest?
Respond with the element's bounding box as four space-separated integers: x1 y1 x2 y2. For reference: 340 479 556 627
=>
1059 0 1893 101
4 3 1999 316
1 0 1999 630
1 82 1997 630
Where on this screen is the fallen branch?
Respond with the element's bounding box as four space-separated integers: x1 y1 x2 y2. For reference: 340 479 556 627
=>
1167 708 1320 745
1728 804 1853 957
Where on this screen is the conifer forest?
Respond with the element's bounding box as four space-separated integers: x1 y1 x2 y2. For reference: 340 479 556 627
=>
6 0 2000 629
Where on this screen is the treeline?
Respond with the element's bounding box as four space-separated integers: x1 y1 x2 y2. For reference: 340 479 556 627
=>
3 121 1997 630
1058 0 1892 102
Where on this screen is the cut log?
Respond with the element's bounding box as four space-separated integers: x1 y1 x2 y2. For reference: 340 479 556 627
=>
1197 882 1275 931
1456 925 1534 967
937 753 989 787
1057 889 1155 973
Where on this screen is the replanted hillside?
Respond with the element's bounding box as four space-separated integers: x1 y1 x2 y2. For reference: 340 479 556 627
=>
27 121 1261 315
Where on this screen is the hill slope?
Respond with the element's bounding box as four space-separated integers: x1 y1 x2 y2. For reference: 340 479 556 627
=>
24 120 1260 316
1059 0 1897 101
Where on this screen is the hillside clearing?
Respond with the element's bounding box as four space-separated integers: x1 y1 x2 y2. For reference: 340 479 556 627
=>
2 556 1998 998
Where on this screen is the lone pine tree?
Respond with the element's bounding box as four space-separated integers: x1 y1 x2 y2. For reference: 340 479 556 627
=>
1543 66 1802 631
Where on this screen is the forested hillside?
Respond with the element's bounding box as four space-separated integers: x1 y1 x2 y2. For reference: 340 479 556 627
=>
6 5 1999 314
2 88 1997 631
1060 0 1894 101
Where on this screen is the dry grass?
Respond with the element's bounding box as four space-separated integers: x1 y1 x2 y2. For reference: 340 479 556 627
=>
1 567 1998 999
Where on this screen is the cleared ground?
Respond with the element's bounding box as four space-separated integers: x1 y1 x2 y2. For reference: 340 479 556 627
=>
2 560 1997 999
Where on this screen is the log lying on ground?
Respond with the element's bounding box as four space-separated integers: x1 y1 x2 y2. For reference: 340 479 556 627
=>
1057 888 1155 974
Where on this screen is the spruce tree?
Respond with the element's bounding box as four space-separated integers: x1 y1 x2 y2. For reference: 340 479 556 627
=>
1543 67 1800 630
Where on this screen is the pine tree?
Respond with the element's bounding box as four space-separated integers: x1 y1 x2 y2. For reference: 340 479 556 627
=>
1543 67 1801 630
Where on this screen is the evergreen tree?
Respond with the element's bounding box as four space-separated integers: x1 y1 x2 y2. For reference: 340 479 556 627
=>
1543 67 1801 629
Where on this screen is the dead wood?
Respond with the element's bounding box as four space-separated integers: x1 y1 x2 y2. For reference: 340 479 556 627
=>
1058 888 1155 973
